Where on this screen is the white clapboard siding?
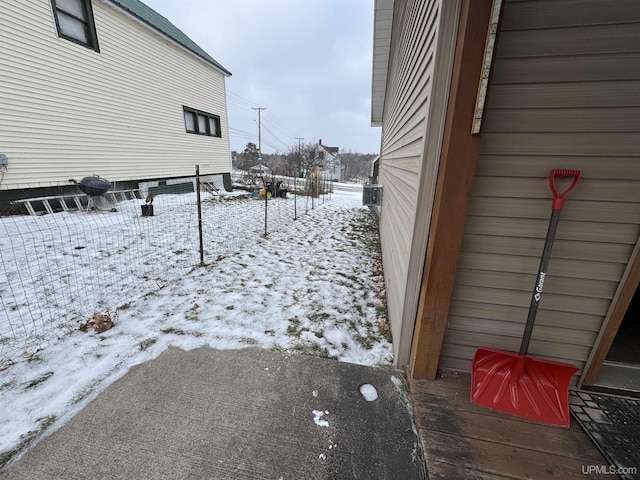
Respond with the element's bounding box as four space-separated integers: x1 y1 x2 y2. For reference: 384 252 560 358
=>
0 0 231 189
439 0 640 377
377 0 460 364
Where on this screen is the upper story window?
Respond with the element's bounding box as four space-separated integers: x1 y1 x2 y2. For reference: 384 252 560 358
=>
52 0 100 52
184 107 221 138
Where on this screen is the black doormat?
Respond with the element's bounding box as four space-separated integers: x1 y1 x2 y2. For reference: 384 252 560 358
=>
570 390 640 479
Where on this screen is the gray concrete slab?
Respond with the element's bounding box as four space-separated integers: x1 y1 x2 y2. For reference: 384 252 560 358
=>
1 347 425 480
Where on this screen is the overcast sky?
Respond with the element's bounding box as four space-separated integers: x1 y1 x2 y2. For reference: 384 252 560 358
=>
142 0 382 155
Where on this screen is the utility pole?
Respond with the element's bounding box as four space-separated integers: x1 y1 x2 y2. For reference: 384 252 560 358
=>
295 137 304 178
294 137 304 219
252 107 266 157
253 107 267 237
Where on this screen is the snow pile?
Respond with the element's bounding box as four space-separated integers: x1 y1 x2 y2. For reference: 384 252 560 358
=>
359 383 379 402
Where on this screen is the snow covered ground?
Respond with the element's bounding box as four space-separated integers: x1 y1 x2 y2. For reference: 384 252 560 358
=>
0 183 392 466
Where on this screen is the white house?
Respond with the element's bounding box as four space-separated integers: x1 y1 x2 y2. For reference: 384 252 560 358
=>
0 0 232 206
317 140 341 182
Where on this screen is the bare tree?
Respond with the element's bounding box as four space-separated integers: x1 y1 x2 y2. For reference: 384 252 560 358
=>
339 150 377 182
299 140 324 176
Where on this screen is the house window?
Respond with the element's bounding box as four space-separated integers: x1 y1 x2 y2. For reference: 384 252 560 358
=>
183 107 221 137
51 0 100 51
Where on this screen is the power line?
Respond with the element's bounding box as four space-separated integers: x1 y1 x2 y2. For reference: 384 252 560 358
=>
227 89 298 142
228 129 283 154
226 90 257 108
228 128 255 141
261 141 284 154
263 111 298 139
260 121 292 149
226 90 304 154
261 117 291 142
261 124 291 151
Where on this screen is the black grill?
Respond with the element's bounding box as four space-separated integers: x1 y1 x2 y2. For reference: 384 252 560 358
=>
77 176 111 196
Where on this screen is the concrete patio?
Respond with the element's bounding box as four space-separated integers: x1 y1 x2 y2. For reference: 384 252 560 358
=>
0 347 424 480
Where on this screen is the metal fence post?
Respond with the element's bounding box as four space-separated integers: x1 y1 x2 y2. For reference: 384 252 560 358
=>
195 164 204 265
263 177 268 237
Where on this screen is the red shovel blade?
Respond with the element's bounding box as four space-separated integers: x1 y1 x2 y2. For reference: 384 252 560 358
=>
471 347 578 427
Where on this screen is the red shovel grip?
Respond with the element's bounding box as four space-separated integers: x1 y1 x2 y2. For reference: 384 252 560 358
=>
549 169 580 211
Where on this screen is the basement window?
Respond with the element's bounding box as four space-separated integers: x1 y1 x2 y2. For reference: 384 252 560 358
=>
51 0 100 52
183 107 221 137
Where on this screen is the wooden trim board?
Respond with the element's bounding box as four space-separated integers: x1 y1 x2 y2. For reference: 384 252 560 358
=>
409 0 496 379
581 232 640 386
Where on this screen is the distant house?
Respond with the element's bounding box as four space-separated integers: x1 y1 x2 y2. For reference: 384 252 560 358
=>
317 140 342 182
249 164 270 175
372 0 640 396
0 0 232 206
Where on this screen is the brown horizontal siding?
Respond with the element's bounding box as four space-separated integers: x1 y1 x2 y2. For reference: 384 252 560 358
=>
487 82 640 109
472 176 640 203
455 268 619 300
497 24 640 58
458 250 627 283
500 0 640 30
441 332 593 368
447 316 598 348
451 285 610 316
383 5 437 140
463 217 639 246
461 234 633 265
379 138 425 170
449 300 603 332
384 93 431 151
482 107 640 133
492 54 640 84
468 197 640 225
439 0 640 375
377 178 418 221
480 132 640 155
476 155 640 180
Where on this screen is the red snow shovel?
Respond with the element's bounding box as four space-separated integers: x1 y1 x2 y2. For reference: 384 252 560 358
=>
470 169 581 427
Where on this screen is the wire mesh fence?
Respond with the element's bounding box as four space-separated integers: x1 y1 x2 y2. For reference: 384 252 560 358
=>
0 171 332 368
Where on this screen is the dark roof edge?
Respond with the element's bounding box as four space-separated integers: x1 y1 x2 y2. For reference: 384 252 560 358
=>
104 0 232 77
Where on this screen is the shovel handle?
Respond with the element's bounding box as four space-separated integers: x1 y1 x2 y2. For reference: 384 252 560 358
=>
550 170 581 211
519 169 581 355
